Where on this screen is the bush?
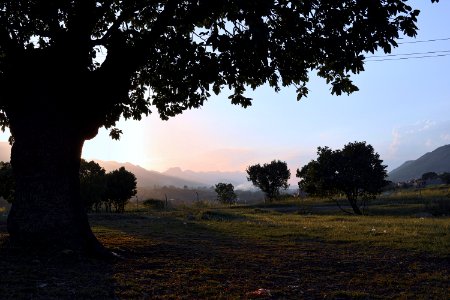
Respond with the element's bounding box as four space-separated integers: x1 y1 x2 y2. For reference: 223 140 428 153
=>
143 198 166 210
214 183 237 205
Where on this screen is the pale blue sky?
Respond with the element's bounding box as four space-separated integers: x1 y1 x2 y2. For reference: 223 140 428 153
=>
83 0 450 173
3 1 450 175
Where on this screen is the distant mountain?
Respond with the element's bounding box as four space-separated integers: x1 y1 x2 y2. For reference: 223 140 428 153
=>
163 167 248 188
94 160 206 189
388 144 450 182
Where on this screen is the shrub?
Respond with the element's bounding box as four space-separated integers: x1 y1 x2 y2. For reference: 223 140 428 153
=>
143 198 166 210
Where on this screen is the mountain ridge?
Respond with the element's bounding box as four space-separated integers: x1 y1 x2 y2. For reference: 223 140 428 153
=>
93 160 206 188
388 144 450 182
163 167 248 187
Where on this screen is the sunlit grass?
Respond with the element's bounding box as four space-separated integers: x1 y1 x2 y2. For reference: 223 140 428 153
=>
192 208 450 256
117 186 450 256
87 205 450 298
117 195 450 257
1 187 449 299
1 203 448 299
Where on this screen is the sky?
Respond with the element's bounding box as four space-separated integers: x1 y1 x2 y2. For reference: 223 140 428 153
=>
2 1 450 175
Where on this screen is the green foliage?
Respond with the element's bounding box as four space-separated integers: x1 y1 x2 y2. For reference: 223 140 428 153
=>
297 141 388 215
214 182 237 205
0 161 14 203
104 167 137 213
0 159 139 211
297 147 339 199
0 1 428 137
246 160 290 201
142 198 165 210
422 172 438 181
80 159 106 212
439 172 450 184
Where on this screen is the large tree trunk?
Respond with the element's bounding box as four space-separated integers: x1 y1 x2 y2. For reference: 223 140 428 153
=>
2 41 128 259
6 118 110 258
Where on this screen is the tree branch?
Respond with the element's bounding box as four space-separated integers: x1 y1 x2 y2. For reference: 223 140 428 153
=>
0 14 22 58
93 2 153 46
66 0 98 46
100 0 178 75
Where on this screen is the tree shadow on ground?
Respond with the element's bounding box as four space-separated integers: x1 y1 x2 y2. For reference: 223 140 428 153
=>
0 222 116 300
89 213 450 299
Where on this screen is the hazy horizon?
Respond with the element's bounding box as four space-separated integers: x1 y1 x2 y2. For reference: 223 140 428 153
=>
0 0 449 175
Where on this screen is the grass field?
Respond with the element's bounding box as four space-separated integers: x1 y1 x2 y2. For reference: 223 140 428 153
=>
0 190 449 299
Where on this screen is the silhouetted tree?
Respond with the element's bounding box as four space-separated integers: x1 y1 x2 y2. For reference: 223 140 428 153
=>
80 159 106 213
104 167 137 213
247 160 290 202
421 172 439 181
439 172 450 184
0 161 14 203
297 142 388 215
0 1 433 256
214 183 237 205
297 147 340 200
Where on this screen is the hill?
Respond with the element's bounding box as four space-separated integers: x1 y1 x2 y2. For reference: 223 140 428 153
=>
163 167 248 188
388 144 450 182
94 160 206 189
0 143 240 189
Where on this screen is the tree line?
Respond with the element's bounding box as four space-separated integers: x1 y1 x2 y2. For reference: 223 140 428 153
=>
0 160 137 213
215 141 389 215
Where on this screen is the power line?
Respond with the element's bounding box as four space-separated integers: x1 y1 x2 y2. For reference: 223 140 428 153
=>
398 37 450 44
365 53 450 62
366 49 450 58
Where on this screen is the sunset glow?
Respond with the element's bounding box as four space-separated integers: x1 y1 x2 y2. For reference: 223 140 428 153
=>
1 1 449 175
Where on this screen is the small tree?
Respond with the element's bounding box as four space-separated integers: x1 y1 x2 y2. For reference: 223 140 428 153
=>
439 172 450 184
79 159 107 213
422 172 439 181
214 183 237 205
104 167 137 213
0 161 14 203
246 160 290 202
297 141 388 215
297 147 340 200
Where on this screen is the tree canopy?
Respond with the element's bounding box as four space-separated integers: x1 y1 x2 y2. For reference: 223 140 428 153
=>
104 166 137 213
214 182 237 205
297 141 388 215
0 0 430 138
439 173 450 184
246 160 290 201
421 172 439 181
0 0 439 256
80 159 107 212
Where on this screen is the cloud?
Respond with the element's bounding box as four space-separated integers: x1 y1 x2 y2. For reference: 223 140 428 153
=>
404 120 437 134
196 148 257 172
441 133 450 142
388 128 401 156
384 120 450 170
